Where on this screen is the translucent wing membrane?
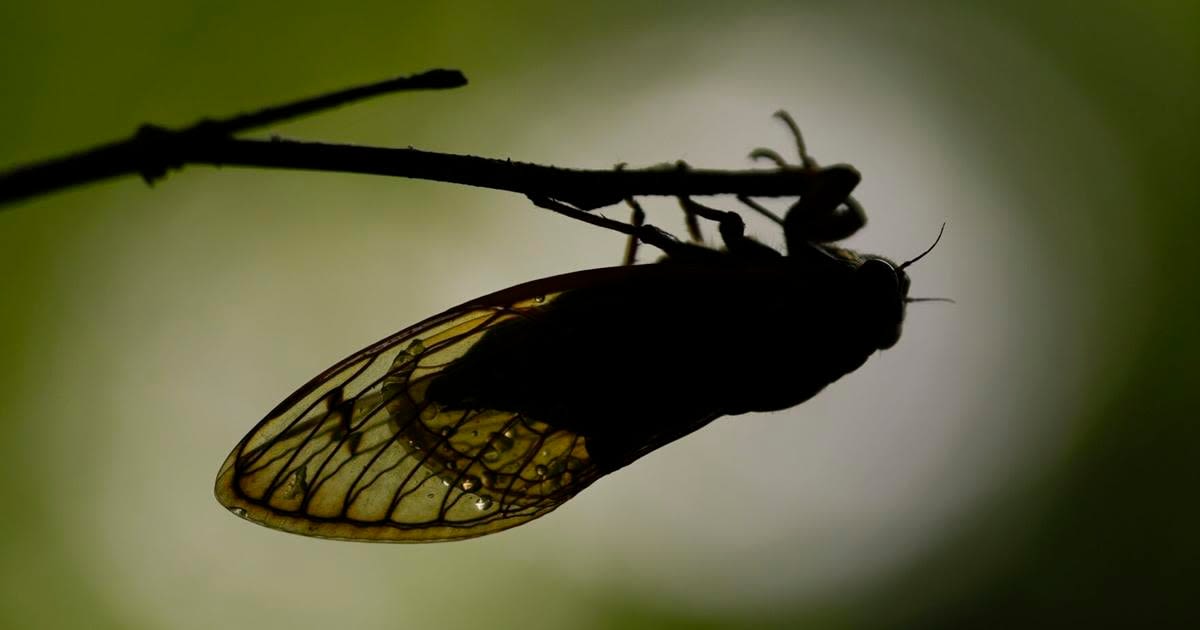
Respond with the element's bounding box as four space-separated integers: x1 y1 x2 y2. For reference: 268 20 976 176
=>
215 288 601 542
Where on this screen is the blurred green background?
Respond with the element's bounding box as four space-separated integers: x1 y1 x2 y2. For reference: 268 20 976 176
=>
1 1 1196 628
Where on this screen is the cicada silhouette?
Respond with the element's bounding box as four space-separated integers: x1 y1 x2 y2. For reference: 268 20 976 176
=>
215 112 942 542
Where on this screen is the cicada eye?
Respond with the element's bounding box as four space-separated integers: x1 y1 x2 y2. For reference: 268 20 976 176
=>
857 258 899 295
855 258 905 349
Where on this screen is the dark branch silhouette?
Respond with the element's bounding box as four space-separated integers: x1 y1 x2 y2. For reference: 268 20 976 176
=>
0 68 860 212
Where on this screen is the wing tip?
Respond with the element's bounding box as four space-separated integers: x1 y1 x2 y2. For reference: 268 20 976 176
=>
214 459 542 543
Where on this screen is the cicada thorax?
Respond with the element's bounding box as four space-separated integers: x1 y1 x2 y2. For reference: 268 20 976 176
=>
377 299 599 525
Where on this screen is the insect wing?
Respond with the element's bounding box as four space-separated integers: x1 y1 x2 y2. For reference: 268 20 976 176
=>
215 273 619 542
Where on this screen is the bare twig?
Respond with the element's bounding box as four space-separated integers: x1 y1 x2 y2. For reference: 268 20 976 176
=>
0 69 466 206
0 68 860 211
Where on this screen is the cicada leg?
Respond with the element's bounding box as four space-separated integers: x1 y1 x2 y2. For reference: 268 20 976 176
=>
527 194 693 258
748 110 866 244
621 197 646 266
676 196 782 263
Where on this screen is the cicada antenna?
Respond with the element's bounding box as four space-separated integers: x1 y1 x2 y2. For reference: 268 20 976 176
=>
898 223 947 271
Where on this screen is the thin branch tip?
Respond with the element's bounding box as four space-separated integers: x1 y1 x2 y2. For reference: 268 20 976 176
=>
408 68 469 88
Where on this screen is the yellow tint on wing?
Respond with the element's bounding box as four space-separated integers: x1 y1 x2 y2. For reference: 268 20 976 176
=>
215 292 600 542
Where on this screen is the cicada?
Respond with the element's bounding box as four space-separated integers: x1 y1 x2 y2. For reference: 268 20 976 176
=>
215 112 941 542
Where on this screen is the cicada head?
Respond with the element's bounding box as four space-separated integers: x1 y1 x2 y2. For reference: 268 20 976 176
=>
854 223 948 349
853 256 910 350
